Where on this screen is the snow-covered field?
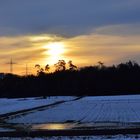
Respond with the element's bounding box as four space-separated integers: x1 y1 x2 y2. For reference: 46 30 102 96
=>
1 135 140 140
0 128 14 132
7 95 140 125
0 96 75 115
1 94 140 135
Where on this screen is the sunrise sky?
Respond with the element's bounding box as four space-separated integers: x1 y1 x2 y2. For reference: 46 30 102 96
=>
0 0 140 75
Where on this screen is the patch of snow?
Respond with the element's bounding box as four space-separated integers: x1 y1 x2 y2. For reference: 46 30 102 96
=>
8 95 140 124
0 96 75 115
81 94 140 101
1 135 140 140
0 127 14 132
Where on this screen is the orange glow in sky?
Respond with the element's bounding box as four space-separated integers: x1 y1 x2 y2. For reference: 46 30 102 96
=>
0 25 140 75
43 42 66 65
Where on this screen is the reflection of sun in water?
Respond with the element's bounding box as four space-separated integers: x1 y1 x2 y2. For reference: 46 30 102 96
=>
32 123 74 130
43 42 66 64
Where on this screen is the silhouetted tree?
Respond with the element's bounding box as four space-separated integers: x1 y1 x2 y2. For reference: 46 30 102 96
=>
97 61 104 68
35 64 44 75
0 60 140 98
54 60 66 71
45 64 50 73
35 64 40 69
68 60 77 71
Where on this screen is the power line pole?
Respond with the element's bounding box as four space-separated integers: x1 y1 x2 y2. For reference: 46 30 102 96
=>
10 58 13 73
6 58 16 74
26 64 28 76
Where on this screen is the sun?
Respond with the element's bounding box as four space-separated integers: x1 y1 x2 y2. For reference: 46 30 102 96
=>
46 42 65 56
43 42 66 64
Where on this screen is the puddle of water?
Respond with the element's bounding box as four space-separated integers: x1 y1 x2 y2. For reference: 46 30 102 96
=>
32 122 122 131
32 123 76 130
30 122 140 131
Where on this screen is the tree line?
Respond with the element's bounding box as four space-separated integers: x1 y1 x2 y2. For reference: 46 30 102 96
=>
0 60 140 98
35 60 77 75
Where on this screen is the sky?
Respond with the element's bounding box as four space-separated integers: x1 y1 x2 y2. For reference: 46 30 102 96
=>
0 0 140 74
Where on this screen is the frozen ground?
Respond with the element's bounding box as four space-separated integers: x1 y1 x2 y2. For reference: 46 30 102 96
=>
1 95 140 136
0 128 14 132
7 95 140 125
1 135 140 140
0 96 75 115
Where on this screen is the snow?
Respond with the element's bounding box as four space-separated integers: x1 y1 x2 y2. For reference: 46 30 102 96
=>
0 96 75 115
1 135 140 140
7 95 140 124
81 95 140 101
0 127 14 132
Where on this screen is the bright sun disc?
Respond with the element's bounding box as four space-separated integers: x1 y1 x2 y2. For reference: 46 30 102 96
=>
43 42 66 65
45 42 65 56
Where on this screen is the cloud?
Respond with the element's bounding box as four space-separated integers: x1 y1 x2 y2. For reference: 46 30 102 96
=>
0 0 140 36
0 34 62 74
63 24 140 65
0 24 140 74
0 1 140 74
95 24 140 36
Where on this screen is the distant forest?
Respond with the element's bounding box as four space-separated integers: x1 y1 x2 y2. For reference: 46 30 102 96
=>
0 60 140 98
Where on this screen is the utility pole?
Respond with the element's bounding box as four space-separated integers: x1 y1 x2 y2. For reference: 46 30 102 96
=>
6 58 17 74
10 58 13 73
26 64 28 76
